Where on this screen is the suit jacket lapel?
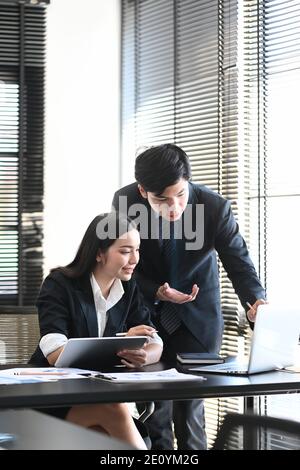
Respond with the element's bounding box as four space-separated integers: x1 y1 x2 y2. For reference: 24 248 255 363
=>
104 294 128 336
75 276 98 337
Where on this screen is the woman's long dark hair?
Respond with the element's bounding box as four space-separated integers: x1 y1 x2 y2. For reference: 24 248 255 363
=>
52 212 136 279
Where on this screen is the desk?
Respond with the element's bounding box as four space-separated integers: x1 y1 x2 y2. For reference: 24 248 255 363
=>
0 363 300 409
0 409 133 450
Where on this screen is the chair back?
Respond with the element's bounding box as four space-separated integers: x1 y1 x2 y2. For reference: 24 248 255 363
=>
212 412 300 450
0 308 39 364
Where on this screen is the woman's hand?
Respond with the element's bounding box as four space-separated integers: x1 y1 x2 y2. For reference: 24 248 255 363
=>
126 324 157 338
46 345 64 366
117 342 162 368
118 325 159 367
117 324 162 367
156 282 199 304
117 347 148 368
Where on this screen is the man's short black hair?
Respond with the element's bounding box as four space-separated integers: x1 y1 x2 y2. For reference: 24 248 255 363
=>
134 143 191 194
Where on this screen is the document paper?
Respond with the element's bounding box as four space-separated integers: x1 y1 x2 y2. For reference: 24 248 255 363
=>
96 368 205 383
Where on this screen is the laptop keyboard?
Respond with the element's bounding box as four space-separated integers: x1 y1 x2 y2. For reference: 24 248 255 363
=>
209 362 248 374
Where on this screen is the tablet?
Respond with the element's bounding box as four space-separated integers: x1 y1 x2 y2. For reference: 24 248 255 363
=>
55 336 148 370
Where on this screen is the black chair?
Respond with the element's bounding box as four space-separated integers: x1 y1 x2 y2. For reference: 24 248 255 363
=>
138 401 155 423
134 402 155 449
211 412 300 450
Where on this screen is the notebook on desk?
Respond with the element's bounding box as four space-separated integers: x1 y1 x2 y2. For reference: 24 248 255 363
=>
190 305 300 375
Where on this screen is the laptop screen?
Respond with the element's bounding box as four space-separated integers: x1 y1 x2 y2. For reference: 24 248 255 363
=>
248 304 300 374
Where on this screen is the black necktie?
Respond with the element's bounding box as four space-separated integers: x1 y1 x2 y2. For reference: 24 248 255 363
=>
159 220 181 335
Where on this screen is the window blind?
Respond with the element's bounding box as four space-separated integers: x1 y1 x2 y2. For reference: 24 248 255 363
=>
0 310 39 363
122 0 244 449
0 0 48 307
244 0 300 449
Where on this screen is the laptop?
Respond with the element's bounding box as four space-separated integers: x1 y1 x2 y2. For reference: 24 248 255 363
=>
190 305 300 375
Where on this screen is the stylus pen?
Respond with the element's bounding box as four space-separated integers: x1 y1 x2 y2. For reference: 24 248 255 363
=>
246 302 256 312
93 373 115 381
116 330 158 337
77 373 115 381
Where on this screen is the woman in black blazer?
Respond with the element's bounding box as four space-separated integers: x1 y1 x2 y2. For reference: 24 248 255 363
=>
31 212 163 449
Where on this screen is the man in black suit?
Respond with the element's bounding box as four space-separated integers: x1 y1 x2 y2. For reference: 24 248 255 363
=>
112 143 265 450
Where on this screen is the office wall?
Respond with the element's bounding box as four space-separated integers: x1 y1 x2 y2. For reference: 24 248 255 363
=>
44 0 120 274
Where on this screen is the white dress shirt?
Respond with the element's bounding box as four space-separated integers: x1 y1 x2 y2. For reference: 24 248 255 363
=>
39 274 162 358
